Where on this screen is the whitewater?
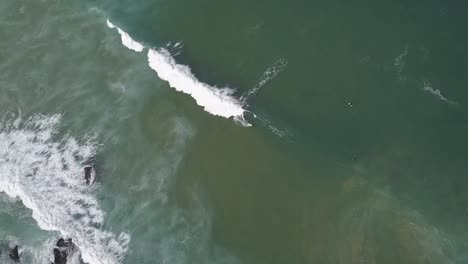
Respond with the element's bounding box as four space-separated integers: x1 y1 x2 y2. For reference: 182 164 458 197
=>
0 114 129 264
106 20 249 125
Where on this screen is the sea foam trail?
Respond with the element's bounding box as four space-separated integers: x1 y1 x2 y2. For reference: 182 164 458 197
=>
106 19 249 125
241 58 288 103
0 114 129 264
423 80 457 105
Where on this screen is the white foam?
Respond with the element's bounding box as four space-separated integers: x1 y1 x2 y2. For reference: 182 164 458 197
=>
394 45 408 81
393 45 408 68
105 19 249 125
423 81 457 105
106 20 144 52
0 114 129 264
147 48 249 124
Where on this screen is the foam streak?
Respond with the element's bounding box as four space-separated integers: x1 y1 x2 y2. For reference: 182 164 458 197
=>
423 81 457 105
241 58 287 102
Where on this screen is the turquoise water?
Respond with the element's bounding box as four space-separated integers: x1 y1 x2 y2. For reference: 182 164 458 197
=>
1 0 468 263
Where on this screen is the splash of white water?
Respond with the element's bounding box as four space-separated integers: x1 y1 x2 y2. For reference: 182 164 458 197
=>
0 114 129 264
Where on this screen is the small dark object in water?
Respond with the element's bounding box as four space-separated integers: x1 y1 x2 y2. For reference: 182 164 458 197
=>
84 166 94 185
9 245 20 263
53 248 67 264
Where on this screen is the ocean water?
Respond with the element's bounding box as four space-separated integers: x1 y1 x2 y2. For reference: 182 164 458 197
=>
1 0 468 263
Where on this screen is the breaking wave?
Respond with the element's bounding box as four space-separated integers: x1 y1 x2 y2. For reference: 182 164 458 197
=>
106 20 250 126
0 114 129 264
106 20 144 52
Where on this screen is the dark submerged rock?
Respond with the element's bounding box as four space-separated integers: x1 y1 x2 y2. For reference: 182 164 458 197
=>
53 248 67 264
56 238 65 248
9 245 20 263
64 239 76 252
84 166 93 185
52 238 78 264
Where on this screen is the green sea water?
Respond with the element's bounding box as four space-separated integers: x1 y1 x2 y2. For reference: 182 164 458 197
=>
1 0 468 263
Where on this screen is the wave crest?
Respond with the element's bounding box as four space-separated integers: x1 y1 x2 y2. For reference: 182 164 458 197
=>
106 19 249 125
